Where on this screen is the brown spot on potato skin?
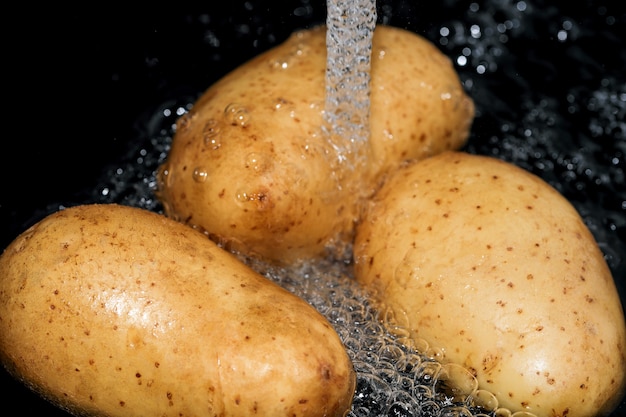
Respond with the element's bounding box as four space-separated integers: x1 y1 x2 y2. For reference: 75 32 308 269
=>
320 364 332 380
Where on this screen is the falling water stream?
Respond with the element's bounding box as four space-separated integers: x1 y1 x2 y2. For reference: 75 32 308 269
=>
323 0 377 169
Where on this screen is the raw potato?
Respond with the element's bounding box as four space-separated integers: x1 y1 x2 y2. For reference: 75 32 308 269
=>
353 152 626 417
0 204 356 417
156 24 474 264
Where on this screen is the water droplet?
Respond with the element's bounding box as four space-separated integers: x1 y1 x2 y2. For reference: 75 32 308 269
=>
236 190 252 203
176 112 194 132
245 152 271 172
393 252 420 289
424 345 446 362
270 57 290 70
192 167 208 183
234 189 270 210
393 262 410 290
202 119 221 149
269 38 309 70
156 163 172 190
224 103 250 127
273 97 290 111
300 139 331 161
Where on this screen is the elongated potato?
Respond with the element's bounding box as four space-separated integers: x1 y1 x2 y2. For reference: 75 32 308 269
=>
353 152 626 417
156 24 474 264
0 204 356 417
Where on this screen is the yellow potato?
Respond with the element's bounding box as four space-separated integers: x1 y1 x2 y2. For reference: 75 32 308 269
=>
0 204 355 417
156 24 474 265
353 151 626 417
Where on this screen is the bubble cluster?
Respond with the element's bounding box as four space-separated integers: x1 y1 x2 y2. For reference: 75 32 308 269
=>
245 257 517 417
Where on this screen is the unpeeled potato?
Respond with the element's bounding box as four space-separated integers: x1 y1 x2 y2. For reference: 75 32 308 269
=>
353 151 626 417
156 24 474 265
0 204 356 417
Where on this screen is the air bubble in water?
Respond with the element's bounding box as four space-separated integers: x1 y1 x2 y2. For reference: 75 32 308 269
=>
436 363 479 403
470 389 499 412
416 361 442 386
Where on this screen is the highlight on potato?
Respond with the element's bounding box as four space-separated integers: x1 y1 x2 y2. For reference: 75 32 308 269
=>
0 204 356 417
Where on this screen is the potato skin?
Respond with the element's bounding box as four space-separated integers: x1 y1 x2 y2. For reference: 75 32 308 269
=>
0 204 356 417
354 152 626 417
156 24 474 264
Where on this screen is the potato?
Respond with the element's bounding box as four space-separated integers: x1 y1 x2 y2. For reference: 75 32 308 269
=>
353 151 626 417
0 204 356 417
156 24 474 264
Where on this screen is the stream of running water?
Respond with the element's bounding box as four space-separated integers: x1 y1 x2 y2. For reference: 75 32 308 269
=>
324 0 377 168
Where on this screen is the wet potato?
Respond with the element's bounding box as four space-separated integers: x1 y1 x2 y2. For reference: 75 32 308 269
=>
354 151 626 417
156 24 474 265
0 204 356 417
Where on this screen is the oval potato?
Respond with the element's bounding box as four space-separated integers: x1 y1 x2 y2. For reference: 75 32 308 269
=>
0 204 356 417
353 151 626 417
156 24 474 264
